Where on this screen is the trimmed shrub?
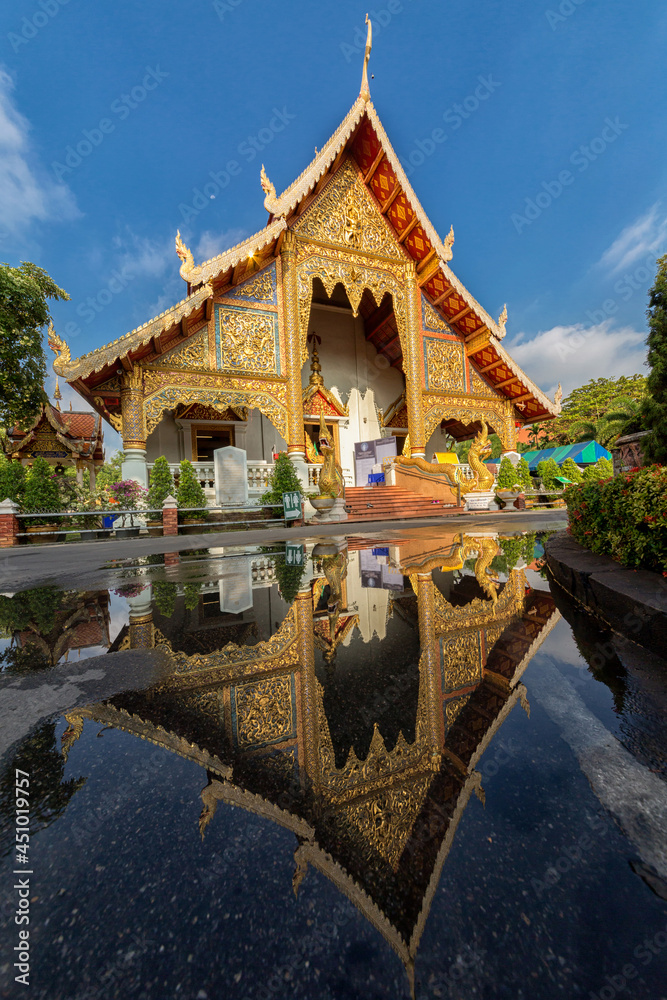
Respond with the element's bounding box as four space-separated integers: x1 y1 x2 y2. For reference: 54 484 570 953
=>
176 461 207 520
153 581 177 618
184 583 202 611
496 457 521 490
536 458 560 491
147 457 175 520
565 464 667 573
105 479 147 510
260 452 303 511
515 458 533 490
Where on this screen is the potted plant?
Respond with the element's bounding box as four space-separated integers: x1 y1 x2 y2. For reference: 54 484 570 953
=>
259 453 304 519
146 456 175 536
495 457 523 508
106 479 148 537
176 460 208 532
21 457 64 542
76 493 103 540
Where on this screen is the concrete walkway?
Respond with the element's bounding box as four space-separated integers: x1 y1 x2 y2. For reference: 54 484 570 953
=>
0 507 567 592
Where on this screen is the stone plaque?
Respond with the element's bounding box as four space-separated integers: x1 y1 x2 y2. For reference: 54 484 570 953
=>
215 446 248 506
219 557 253 614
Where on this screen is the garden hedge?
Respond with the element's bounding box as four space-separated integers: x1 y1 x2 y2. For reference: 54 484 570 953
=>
565 464 667 574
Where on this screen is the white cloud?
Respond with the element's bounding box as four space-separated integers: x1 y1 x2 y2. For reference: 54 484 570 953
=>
0 68 79 236
110 227 174 280
195 227 247 261
596 203 667 276
506 320 647 397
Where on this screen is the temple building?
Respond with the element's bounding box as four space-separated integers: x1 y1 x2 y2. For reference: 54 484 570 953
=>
4 378 105 488
49 21 560 491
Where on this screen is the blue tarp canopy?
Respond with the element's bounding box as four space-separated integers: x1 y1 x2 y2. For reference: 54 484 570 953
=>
519 441 611 471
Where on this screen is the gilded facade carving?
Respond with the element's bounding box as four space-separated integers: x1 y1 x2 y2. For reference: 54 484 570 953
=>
424 339 465 392
440 632 483 693
120 369 146 447
469 368 491 395
142 370 288 438
159 327 208 369
231 674 296 749
215 305 279 376
224 262 277 304
296 249 407 363
294 158 401 260
343 776 432 867
422 393 514 451
422 297 452 334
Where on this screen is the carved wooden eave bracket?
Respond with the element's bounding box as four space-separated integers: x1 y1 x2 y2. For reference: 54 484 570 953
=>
466 331 562 418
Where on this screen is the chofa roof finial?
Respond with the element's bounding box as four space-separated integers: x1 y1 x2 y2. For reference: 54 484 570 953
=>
360 14 372 101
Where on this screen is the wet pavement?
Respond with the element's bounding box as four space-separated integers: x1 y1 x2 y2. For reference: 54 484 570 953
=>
1 525 666 1000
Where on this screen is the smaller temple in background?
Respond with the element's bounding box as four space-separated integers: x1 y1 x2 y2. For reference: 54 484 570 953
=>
3 379 105 489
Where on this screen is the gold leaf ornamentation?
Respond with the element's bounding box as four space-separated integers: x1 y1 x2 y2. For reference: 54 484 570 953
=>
422 298 452 334
424 339 464 392
216 306 279 376
232 674 295 748
160 328 208 369
226 263 276 304
294 158 402 260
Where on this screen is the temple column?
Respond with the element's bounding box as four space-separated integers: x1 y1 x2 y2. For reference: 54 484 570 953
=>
280 231 308 488
295 588 319 791
127 586 154 648
120 369 148 487
404 263 426 457
89 464 96 492
415 572 444 765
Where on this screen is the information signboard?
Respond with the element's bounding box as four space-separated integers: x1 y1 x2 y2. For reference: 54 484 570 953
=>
282 491 302 521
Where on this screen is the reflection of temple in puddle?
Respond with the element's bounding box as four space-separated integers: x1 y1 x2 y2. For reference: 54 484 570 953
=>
8 590 111 667
64 534 558 995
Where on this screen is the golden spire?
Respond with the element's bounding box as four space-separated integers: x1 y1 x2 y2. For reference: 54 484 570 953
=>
308 342 324 387
54 376 62 411
360 14 372 101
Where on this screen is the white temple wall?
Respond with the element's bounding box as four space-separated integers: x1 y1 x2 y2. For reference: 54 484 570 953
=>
425 424 454 463
146 412 181 463
306 304 403 416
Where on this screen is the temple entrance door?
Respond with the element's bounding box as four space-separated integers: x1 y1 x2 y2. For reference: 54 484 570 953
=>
192 425 234 462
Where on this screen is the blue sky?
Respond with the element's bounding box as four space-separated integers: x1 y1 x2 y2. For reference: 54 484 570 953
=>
2 0 667 423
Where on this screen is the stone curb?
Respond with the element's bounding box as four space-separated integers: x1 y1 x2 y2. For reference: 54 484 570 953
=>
545 531 667 659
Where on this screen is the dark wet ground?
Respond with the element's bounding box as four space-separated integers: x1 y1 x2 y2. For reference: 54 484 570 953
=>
1 528 666 1000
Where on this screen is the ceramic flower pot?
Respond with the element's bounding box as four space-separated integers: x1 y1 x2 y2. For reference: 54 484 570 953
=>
310 496 335 512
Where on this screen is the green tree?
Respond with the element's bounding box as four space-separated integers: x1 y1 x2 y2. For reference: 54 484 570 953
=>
0 457 26 504
515 457 533 489
571 415 615 447
582 456 614 482
560 457 583 483
0 262 70 430
153 581 177 618
641 254 667 463
176 460 207 518
147 456 175 518
22 457 62 517
547 374 647 445
260 453 303 509
536 457 560 491
183 582 202 611
604 396 644 439
96 451 124 490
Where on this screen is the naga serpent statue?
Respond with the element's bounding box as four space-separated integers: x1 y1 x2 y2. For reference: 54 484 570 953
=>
395 419 495 494
317 412 345 499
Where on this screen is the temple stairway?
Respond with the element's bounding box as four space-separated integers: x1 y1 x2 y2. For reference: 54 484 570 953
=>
342 486 464 522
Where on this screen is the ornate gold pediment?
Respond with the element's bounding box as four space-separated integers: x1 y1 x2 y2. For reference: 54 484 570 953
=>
293 158 404 261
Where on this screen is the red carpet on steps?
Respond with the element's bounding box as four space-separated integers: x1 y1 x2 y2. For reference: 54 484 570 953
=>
342 486 464 522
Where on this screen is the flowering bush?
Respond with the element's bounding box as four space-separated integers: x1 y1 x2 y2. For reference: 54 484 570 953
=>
104 480 148 510
565 464 667 573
